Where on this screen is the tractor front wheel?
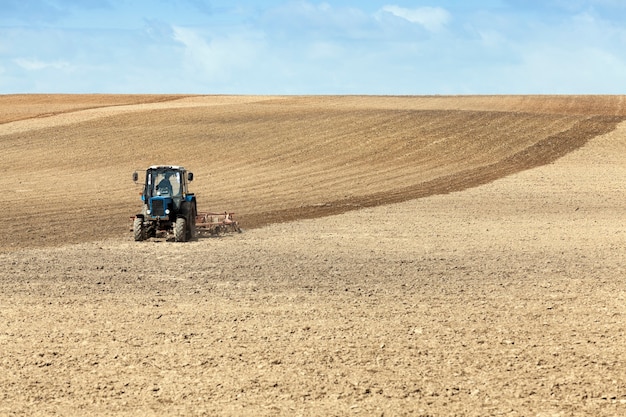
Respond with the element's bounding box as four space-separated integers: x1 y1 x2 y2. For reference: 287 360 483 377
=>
174 217 188 242
133 217 146 241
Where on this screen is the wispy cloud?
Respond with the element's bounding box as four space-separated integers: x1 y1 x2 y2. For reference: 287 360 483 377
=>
0 0 112 24
13 57 72 71
258 2 370 40
172 26 264 85
380 5 451 32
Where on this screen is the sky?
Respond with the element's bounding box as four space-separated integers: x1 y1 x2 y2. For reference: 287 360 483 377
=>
1 0 626 95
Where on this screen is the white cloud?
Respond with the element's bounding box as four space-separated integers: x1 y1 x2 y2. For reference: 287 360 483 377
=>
13 57 72 71
259 2 370 40
381 5 451 32
513 44 626 93
172 26 264 85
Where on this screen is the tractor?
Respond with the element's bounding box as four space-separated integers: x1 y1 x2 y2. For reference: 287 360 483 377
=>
132 165 197 242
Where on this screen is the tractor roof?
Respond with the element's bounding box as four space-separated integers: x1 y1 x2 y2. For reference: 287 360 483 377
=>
148 165 185 171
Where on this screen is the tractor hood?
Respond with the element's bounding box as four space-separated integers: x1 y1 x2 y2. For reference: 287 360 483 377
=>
147 196 173 220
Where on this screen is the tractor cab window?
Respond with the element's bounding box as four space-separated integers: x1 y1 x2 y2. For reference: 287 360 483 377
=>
153 171 181 197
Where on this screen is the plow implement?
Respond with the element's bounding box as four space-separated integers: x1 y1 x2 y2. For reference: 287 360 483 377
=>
195 211 241 236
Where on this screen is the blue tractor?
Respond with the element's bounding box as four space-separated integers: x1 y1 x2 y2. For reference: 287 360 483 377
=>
132 165 197 242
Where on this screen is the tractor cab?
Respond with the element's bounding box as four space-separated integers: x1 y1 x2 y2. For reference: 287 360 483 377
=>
147 167 184 201
152 170 180 198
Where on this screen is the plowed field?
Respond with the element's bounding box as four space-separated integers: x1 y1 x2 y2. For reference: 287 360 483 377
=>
1 95 625 416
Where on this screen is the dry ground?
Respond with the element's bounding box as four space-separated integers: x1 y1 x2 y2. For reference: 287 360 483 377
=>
1 95 625 416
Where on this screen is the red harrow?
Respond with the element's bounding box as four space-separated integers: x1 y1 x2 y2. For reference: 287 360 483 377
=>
195 211 241 236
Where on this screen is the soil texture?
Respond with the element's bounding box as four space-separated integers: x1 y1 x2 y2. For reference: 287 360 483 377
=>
1 95 625 416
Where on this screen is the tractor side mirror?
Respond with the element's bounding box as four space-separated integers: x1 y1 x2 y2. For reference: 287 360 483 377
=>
132 172 138 182
187 172 194 182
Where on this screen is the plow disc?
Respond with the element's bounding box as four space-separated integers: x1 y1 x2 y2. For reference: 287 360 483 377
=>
195 212 241 236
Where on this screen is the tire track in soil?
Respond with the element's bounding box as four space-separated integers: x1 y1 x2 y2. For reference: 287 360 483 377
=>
241 115 624 229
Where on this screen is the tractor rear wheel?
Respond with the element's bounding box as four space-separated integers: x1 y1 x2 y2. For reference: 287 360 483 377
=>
180 202 196 241
188 212 196 240
174 217 188 242
133 217 146 241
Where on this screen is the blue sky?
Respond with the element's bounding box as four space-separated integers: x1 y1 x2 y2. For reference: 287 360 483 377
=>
1 0 626 94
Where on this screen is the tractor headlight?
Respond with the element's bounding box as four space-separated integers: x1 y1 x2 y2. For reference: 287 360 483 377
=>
165 209 171 215
146 209 151 215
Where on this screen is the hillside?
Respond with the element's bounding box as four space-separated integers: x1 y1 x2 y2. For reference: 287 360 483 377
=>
1 95 624 250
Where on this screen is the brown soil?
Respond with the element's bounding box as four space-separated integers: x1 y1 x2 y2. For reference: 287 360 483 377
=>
1 95 625 416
